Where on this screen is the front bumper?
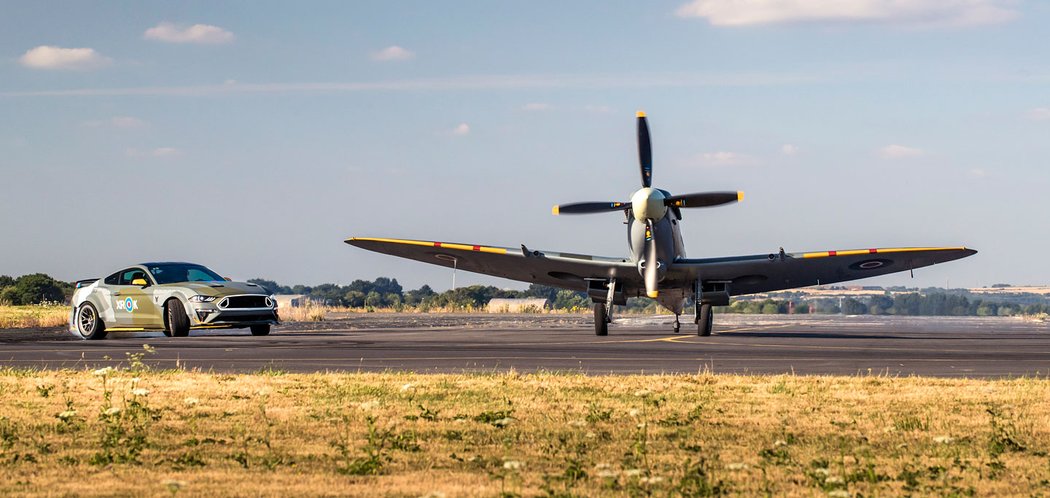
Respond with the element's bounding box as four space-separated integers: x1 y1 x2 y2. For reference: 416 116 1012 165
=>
191 306 279 327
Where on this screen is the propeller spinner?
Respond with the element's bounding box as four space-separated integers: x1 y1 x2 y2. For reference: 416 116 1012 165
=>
552 112 743 299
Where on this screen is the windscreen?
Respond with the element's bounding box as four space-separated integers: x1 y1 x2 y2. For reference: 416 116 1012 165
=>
147 263 224 285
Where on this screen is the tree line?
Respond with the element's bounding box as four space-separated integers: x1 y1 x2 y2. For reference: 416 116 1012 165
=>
246 277 594 311
3 272 1050 317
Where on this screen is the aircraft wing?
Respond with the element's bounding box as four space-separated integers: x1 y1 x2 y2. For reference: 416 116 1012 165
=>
346 237 642 293
667 247 977 296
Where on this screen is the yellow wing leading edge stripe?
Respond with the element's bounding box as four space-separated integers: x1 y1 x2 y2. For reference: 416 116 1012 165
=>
348 237 509 255
800 247 970 259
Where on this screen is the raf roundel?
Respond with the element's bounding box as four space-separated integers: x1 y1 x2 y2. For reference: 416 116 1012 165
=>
850 259 893 271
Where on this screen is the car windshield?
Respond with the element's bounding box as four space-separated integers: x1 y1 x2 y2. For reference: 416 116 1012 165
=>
146 263 225 285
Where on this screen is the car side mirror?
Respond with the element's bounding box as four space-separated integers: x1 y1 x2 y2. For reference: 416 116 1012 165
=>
131 278 149 287
224 277 232 281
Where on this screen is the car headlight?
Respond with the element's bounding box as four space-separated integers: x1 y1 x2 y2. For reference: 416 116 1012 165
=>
189 295 218 303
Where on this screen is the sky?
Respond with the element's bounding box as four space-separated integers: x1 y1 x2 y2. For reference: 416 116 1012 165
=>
1 0 1047 292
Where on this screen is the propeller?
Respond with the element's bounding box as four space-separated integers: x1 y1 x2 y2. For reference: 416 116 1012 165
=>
638 111 652 188
643 220 660 298
551 111 743 300
665 191 743 208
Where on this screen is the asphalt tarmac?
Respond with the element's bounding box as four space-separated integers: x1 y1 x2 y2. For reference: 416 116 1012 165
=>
1 314 1048 377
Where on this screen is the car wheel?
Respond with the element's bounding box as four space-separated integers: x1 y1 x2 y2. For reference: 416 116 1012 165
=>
166 299 190 337
75 302 107 340
250 324 271 336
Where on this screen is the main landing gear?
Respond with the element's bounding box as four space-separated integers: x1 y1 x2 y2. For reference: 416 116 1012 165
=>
673 315 681 333
593 303 610 336
696 303 713 336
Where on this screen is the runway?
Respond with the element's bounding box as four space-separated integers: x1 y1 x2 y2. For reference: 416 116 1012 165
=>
1 314 1048 377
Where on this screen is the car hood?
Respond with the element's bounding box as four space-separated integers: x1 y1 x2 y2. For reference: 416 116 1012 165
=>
162 281 270 297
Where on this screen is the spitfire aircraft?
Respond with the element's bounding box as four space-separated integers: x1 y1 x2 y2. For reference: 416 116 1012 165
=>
347 112 976 336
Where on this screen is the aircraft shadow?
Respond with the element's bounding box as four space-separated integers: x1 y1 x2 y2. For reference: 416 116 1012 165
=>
717 331 909 340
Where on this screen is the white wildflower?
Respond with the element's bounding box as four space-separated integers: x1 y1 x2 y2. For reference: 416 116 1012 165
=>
727 462 749 470
814 468 830 476
57 410 77 421
400 383 415 392
356 400 379 411
825 476 844 484
493 417 513 428
828 490 849 498
142 344 156 353
92 366 115 377
585 431 597 439
628 408 641 418
933 435 954 444
633 389 651 397
132 388 149 397
636 422 647 429
104 406 121 416
624 468 643 477
640 476 664 484
184 397 200 406
130 377 141 384
773 439 788 447
503 460 523 470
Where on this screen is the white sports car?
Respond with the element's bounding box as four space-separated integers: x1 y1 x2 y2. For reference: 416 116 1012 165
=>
70 262 279 340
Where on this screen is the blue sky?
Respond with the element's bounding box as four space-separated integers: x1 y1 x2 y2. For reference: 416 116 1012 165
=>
2 1 1047 291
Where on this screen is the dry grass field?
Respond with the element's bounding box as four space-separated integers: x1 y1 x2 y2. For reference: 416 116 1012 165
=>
0 305 68 329
0 362 1047 497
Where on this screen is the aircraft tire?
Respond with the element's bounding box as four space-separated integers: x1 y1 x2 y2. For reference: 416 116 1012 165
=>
697 304 713 336
75 302 108 340
166 299 191 337
593 303 608 336
250 324 271 336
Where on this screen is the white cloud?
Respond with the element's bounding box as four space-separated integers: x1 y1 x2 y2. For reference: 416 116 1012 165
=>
879 144 924 159
0 72 823 98
675 0 1019 27
695 151 754 166
1027 107 1050 121
521 103 553 111
126 147 181 158
84 116 147 129
781 144 799 156
144 22 234 44
371 45 414 61
451 123 470 136
19 46 111 70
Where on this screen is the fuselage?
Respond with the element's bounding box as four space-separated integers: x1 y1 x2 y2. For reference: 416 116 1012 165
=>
627 188 690 313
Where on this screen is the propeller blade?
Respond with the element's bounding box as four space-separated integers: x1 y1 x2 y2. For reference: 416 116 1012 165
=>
664 191 743 208
637 111 652 188
644 220 660 298
552 201 628 215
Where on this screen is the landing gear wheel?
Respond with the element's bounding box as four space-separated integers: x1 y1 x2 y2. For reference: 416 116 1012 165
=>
75 302 107 340
250 324 271 336
673 315 681 334
593 303 609 336
166 299 190 337
697 303 713 336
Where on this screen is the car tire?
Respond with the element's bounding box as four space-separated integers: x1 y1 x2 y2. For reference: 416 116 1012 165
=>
75 302 107 340
250 324 271 336
166 299 190 337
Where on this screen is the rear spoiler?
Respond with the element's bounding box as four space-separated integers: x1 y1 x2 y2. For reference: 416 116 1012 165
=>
75 279 98 289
